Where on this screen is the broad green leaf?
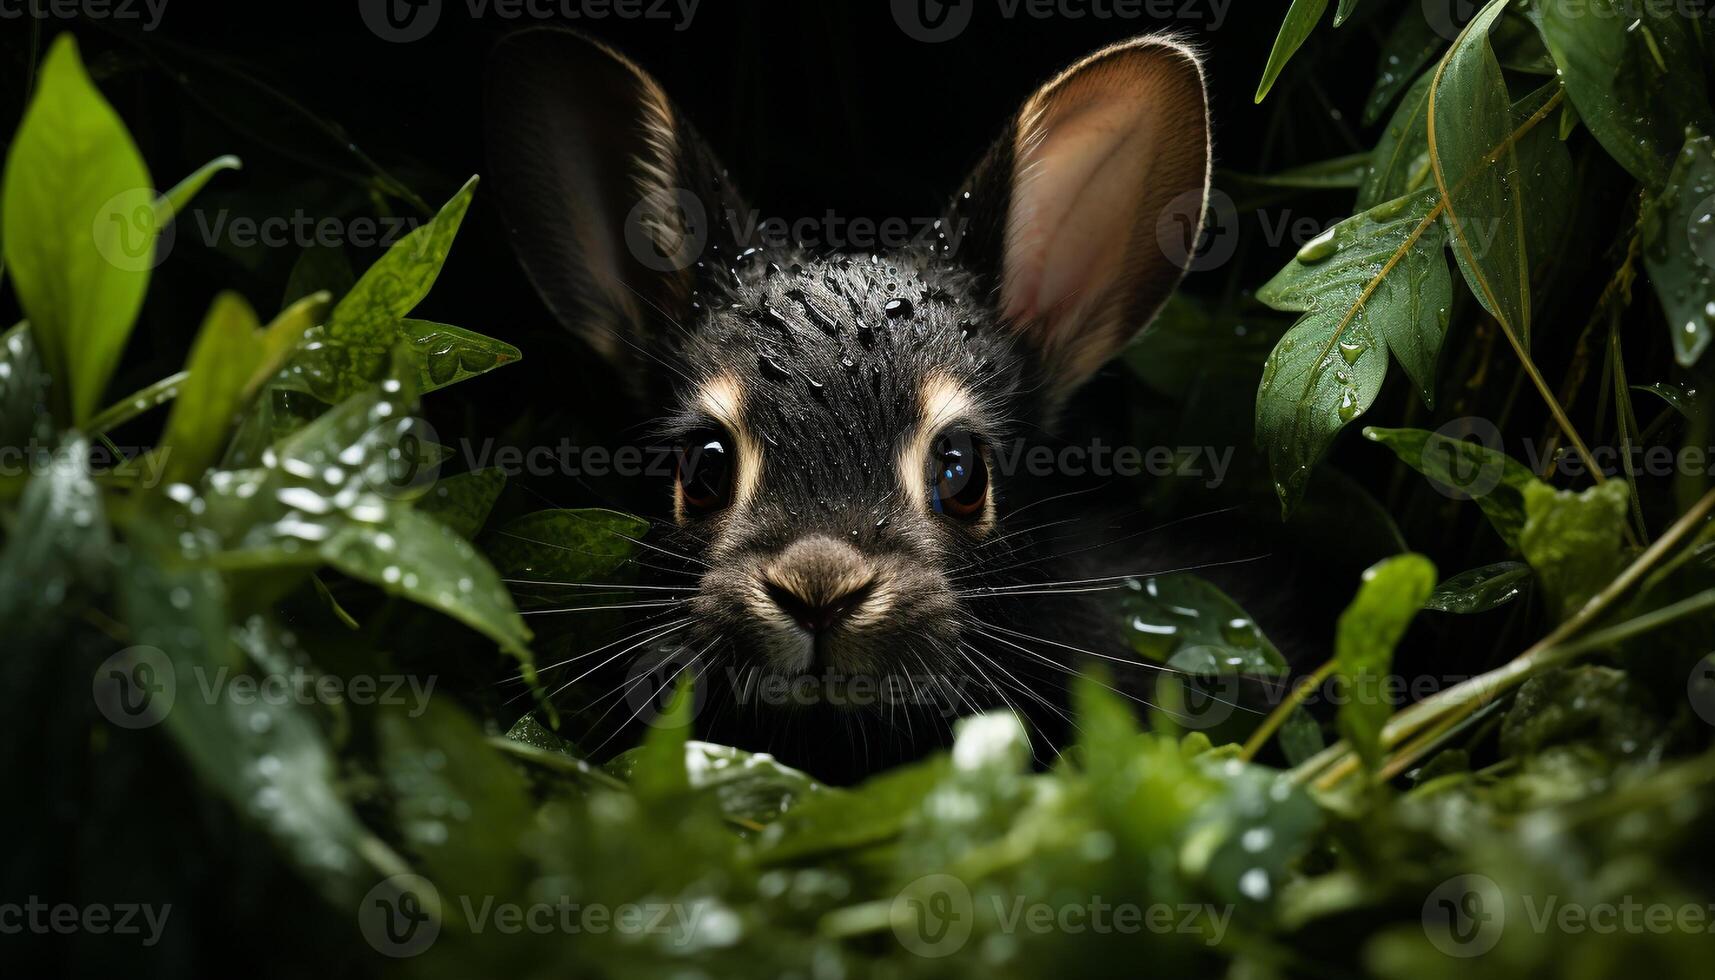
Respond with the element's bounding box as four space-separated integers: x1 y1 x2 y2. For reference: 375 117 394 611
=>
1511 82 1577 265
1 36 153 425
400 319 522 392
158 292 266 486
325 175 477 343
1519 480 1631 620
198 361 533 664
757 759 944 862
117 553 410 911
1364 425 1540 548
1256 189 1451 511
154 154 241 225
1429 0 1535 346
0 323 52 451
0 438 108 623
1333 554 1436 773
1531 0 1715 189
485 508 650 581
1424 561 1533 613
1256 0 1330 103
1357 71 1434 211
1113 573 1286 673
376 701 535 900
607 741 824 826
1642 133 1715 366
417 467 506 538
1362 13 1443 125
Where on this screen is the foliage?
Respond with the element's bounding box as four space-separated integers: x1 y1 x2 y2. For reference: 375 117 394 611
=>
6 6 1715 979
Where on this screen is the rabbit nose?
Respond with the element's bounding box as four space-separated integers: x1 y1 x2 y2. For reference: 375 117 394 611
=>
760 536 877 634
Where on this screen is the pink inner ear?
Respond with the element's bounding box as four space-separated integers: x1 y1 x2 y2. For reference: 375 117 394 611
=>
1002 91 1156 341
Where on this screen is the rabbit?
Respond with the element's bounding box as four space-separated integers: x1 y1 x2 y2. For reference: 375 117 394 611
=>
485 27 1278 783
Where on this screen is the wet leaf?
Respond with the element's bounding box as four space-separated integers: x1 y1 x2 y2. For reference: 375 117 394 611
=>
1362 12 1443 126
325 176 477 344
1364 426 1541 548
1333 554 1436 773
1642 133 1715 366
1424 561 1533 613
484 508 650 582
1519 480 1631 620
1530 0 1715 189
158 293 266 486
0 323 53 451
1 36 153 425
417 468 506 539
1256 190 1451 512
1257 0 1331 103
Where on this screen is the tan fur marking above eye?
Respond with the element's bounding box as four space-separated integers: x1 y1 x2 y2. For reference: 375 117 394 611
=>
899 374 996 534
676 372 761 523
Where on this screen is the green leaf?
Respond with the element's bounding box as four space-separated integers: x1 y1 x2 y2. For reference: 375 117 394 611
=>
1424 561 1533 613
1642 133 1715 366
1 35 154 425
0 438 109 623
1255 190 1451 511
87 371 187 436
485 508 650 581
1357 70 1434 211
757 759 946 863
1430 0 1536 346
155 154 241 225
1333 554 1436 773
400 319 522 392
1112 573 1286 673
417 467 506 538
377 700 535 899
245 290 332 401
607 741 824 826
1519 480 1631 621
631 676 695 800
325 175 477 344
117 554 411 911
1332 0 1360 27
158 292 266 486
0 323 53 451
1632 380 1706 421
1530 0 1715 189
282 244 355 309
1364 425 1541 548
1256 0 1331 103
1362 12 1444 125
1226 153 1371 191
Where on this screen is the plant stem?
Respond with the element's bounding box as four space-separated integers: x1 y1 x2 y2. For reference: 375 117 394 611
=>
1240 660 1334 762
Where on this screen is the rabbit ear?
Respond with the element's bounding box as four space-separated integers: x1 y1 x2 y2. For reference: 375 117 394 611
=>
948 36 1211 406
484 28 746 392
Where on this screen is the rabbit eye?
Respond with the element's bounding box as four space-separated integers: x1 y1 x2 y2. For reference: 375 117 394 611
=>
929 432 988 520
676 429 734 515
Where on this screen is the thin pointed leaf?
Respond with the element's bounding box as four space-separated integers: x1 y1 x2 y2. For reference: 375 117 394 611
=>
1256 0 1331 103
325 175 477 343
158 293 265 486
1642 133 1715 366
1334 554 1436 772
